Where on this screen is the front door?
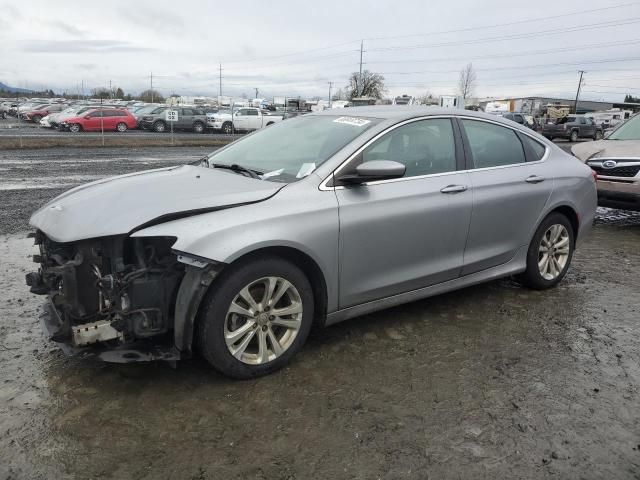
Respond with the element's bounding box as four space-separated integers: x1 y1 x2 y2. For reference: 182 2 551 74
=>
335 118 473 308
458 118 554 275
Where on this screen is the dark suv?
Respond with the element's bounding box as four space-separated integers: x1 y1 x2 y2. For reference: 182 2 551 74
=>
542 115 603 142
140 107 208 133
501 112 538 130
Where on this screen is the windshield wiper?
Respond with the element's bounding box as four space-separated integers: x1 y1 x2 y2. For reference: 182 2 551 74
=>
210 162 263 179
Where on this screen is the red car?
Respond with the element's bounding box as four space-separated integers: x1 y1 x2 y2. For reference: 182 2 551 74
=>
60 108 137 133
20 104 65 123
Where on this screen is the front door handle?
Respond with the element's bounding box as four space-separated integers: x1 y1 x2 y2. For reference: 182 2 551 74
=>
525 175 545 184
440 184 468 194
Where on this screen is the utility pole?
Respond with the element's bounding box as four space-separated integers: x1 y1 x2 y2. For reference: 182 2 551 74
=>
109 80 112 99
219 63 222 100
150 72 154 103
81 79 84 100
573 70 585 114
254 88 259 99
328 81 333 108
358 40 364 97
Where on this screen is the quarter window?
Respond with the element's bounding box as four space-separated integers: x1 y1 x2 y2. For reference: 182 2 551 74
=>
520 134 547 161
462 120 526 168
361 118 457 178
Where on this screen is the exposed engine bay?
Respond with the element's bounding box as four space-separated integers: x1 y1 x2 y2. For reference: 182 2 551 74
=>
26 231 185 354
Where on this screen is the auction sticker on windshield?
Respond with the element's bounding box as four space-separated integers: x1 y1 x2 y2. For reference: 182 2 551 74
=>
333 117 371 127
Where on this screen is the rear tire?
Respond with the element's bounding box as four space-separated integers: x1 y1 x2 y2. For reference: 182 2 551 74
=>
193 121 205 133
517 213 575 290
116 122 128 133
196 256 314 379
570 130 579 142
31 115 42 123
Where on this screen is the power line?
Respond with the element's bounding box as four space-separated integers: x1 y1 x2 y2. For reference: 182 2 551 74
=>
366 38 640 65
368 18 640 53
364 2 640 42
219 2 638 66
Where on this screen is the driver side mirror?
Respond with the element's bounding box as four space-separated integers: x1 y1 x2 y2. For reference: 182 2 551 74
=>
337 160 406 185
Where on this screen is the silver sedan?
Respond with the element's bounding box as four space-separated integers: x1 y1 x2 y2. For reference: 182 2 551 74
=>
28 107 597 378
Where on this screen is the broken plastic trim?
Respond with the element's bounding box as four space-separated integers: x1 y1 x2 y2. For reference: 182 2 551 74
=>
173 250 218 268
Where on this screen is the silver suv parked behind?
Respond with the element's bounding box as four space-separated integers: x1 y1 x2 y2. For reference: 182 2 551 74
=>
139 106 208 133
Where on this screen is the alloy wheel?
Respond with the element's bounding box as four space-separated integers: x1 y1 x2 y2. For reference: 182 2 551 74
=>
538 224 570 280
224 276 303 365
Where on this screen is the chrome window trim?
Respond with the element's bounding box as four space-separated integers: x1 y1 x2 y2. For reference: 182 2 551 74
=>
319 115 550 191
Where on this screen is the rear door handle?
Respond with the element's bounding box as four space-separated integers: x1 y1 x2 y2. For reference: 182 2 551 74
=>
525 175 545 184
440 184 468 194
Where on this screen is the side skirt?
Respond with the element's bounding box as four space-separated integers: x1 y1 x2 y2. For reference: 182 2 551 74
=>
325 246 527 326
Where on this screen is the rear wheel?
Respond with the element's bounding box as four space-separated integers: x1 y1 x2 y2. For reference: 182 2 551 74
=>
517 213 574 290
570 130 579 142
153 121 166 133
32 115 42 123
116 122 128 133
69 123 81 133
193 121 205 133
197 256 314 379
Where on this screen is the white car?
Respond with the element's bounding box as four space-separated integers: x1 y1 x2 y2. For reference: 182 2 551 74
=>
208 107 283 133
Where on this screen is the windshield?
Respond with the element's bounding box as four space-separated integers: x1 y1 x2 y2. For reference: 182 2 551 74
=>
206 115 380 182
608 114 640 140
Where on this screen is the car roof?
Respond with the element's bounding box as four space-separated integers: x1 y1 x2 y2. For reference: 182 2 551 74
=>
310 105 526 126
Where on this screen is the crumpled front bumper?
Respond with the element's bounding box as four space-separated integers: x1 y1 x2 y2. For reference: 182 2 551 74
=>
40 300 181 363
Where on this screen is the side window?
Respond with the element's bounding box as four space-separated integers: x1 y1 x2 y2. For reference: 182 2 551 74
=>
361 118 457 178
514 114 524 123
579 117 587 124
182 108 194 116
462 120 526 168
247 109 259 116
520 135 547 161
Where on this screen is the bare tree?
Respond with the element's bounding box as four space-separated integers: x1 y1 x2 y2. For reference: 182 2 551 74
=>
346 70 386 99
458 63 477 99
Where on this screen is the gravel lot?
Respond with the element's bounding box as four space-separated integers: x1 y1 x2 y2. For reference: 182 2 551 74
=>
1 146 639 479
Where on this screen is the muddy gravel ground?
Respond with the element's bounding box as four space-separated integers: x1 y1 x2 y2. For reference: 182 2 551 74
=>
1 146 639 479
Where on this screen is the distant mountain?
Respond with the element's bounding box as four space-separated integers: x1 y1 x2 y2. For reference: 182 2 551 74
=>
0 82 34 94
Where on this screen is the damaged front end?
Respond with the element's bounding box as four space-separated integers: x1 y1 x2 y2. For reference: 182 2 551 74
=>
26 231 186 362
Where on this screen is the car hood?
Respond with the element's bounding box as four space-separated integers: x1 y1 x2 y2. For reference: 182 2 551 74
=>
571 140 640 161
30 165 284 243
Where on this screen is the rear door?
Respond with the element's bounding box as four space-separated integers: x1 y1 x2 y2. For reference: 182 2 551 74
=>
459 118 553 275
335 117 473 307
178 108 194 129
245 109 261 129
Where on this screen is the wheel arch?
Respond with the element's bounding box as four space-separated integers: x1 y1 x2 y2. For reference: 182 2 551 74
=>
174 244 329 356
548 205 579 238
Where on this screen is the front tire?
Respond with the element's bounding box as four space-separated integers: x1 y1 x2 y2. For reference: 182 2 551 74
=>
517 213 574 290
197 256 314 379
193 121 205 133
153 121 166 133
116 122 128 133
31 115 42 123
69 123 81 133
222 121 233 134
594 130 603 140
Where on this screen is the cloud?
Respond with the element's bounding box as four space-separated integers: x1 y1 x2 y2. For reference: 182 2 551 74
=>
21 40 154 53
121 8 185 34
47 20 86 37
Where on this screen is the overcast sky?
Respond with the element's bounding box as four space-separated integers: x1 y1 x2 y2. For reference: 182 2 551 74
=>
1 0 640 101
